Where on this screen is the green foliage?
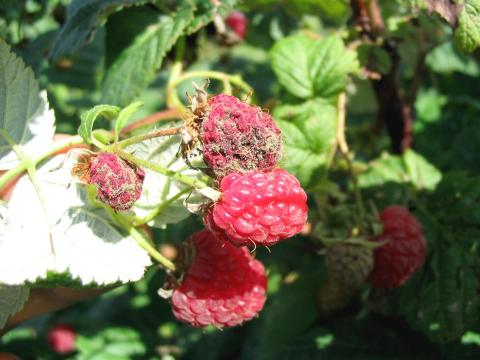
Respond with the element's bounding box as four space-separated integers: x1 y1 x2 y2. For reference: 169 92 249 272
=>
275 99 337 187
78 104 120 144
49 0 150 59
454 0 480 52
398 174 480 343
270 35 359 100
101 3 194 106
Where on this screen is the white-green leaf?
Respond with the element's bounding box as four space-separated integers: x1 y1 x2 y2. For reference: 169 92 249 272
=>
270 35 359 99
101 4 194 106
78 104 121 144
114 101 143 136
455 0 480 53
127 134 205 228
274 99 337 188
0 155 151 286
0 40 55 170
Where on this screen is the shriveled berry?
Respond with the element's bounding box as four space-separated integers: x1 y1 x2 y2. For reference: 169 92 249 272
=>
169 229 267 328
317 277 354 318
368 206 426 289
47 324 76 354
201 94 281 178
88 153 145 211
325 243 373 290
204 169 308 247
226 11 248 39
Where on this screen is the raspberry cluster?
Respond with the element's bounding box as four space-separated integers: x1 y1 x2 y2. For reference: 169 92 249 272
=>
167 93 308 328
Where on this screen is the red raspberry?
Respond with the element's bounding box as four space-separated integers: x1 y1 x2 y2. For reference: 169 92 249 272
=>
368 206 426 289
169 229 267 328
201 94 281 178
47 324 76 354
226 11 248 39
204 169 308 247
88 153 145 211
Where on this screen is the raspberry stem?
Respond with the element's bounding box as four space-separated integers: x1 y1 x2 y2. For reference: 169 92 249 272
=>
116 150 218 196
114 127 183 149
111 211 176 272
120 109 181 134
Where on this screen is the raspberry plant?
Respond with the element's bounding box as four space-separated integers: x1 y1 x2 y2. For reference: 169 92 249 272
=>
1 0 480 359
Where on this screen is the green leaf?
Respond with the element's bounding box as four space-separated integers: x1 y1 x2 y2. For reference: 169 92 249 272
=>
78 104 121 144
0 39 55 170
455 0 480 52
270 35 359 99
274 99 337 187
0 155 151 286
101 3 194 106
114 101 143 137
49 0 149 59
426 42 480 76
398 173 480 343
0 285 29 329
185 0 237 34
358 149 442 191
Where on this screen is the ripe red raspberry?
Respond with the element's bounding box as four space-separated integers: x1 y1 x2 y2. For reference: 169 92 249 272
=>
368 206 426 289
201 94 281 178
204 169 308 247
226 11 248 39
88 153 145 211
47 324 76 354
169 229 267 328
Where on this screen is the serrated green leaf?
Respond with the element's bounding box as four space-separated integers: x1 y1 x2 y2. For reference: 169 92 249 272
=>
0 39 55 170
101 4 194 106
185 0 237 34
78 104 121 144
49 0 149 59
455 0 480 52
274 99 337 187
0 155 151 286
398 173 480 343
114 101 143 137
270 35 359 99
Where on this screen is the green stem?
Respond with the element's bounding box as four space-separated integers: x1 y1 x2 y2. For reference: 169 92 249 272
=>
0 135 84 190
170 70 252 94
166 61 186 114
114 127 182 149
117 150 211 190
133 188 191 226
112 212 176 272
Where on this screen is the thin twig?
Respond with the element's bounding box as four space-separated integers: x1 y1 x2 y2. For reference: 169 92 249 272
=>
120 109 181 134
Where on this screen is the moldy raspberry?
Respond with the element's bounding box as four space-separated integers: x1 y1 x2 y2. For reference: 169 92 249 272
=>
367 205 426 289
88 152 145 211
204 169 308 247
168 229 267 328
201 94 281 178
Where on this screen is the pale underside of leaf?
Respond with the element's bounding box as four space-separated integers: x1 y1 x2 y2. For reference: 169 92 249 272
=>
0 40 55 170
0 155 151 286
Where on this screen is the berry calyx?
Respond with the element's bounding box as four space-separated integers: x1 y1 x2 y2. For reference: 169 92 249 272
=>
226 11 248 39
204 169 308 247
87 152 145 211
325 243 373 290
367 205 426 289
201 94 282 178
168 229 267 328
47 324 76 354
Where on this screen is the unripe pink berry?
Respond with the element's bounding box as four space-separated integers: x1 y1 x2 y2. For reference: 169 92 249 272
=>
226 11 248 39
47 324 76 354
